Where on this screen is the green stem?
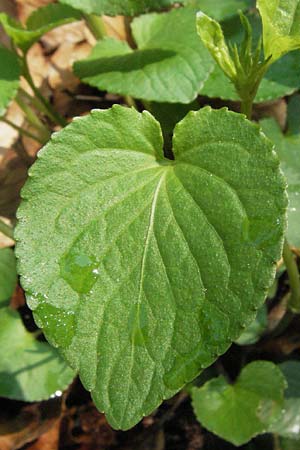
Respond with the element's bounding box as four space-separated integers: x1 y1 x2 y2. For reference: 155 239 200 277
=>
84 14 106 40
240 96 254 120
0 117 45 144
0 219 14 240
124 95 138 109
283 238 300 313
22 57 67 127
273 434 281 450
16 93 51 144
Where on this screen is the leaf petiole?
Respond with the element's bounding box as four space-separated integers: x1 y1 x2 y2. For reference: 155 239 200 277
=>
21 56 67 127
0 117 45 144
282 239 300 313
16 91 51 143
0 219 14 240
83 13 106 40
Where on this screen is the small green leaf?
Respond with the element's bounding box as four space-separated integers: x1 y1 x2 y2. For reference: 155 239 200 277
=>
185 0 251 21
260 107 300 248
269 362 300 439
0 4 81 53
200 13 300 102
235 303 268 345
196 12 236 79
0 46 21 117
0 307 75 401
74 8 213 103
59 0 182 16
0 248 17 308
192 361 287 446
258 0 300 62
16 106 286 429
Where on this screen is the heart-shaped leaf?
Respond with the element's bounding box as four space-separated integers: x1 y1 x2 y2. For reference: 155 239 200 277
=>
258 0 300 62
192 361 287 446
74 8 213 103
0 307 75 401
16 105 286 429
0 248 17 308
59 0 181 16
260 98 300 247
0 46 21 117
0 4 81 53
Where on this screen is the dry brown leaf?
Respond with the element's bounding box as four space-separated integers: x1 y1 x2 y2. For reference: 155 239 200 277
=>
41 21 87 53
0 402 61 450
103 16 129 41
25 43 51 92
10 285 26 309
26 419 60 450
0 147 29 219
49 41 91 92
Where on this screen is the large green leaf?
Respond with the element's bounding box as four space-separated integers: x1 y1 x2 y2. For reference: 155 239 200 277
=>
200 12 300 102
0 46 21 117
0 4 81 53
59 0 181 16
0 307 75 401
0 248 17 308
74 8 213 103
192 361 287 446
260 100 300 248
16 105 286 429
258 0 300 62
185 0 251 21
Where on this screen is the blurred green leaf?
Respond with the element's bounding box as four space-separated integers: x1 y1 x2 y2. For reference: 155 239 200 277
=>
59 0 181 16
260 101 300 248
0 248 17 308
0 46 21 117
185 0 251 21
0 307 75 401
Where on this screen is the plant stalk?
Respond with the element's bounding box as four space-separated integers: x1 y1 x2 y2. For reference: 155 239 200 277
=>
16 93 51 143
240 96 254 120
22 57 67 127
124 95 138 109
282 239 300 313
84 14 106 40
0 117 45 144
0 219 14 240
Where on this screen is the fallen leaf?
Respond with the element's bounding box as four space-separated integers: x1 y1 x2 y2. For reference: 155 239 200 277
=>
0 401 61 450
0 148 29 219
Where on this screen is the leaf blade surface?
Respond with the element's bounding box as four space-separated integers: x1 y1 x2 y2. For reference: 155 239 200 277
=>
16 105 286 429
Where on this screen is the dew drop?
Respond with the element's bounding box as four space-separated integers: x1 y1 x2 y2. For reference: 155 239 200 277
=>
60 250 100 294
